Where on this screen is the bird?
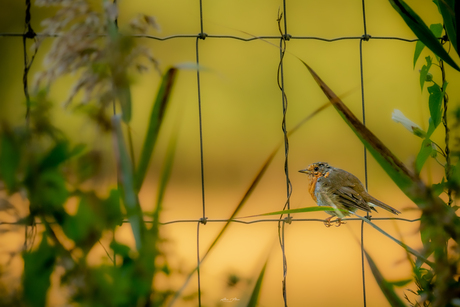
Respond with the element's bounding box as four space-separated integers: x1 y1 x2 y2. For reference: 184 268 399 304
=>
299 162 400 227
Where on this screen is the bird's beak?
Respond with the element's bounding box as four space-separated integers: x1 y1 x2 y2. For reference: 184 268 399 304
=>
299 169 310 174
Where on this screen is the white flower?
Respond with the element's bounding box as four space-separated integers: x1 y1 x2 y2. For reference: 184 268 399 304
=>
392 109 426 138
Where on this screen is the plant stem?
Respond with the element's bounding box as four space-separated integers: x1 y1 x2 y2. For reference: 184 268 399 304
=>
440 59 453 206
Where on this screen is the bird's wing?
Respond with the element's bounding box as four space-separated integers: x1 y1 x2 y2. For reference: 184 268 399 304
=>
332 186 373 212
340 169 400 214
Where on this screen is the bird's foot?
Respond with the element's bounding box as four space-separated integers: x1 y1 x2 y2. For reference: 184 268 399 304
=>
324 217 333 228
335 218 346 227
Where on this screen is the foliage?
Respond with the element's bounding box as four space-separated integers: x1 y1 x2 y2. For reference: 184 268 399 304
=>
391 1 460 305
0 1 183 306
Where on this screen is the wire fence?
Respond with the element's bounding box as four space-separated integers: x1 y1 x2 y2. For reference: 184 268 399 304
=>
0 0 427 306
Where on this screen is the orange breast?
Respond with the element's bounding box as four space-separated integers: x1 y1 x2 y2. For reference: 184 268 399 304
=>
308 175 319 202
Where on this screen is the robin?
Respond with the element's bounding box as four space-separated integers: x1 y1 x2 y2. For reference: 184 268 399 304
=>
299 162 400 227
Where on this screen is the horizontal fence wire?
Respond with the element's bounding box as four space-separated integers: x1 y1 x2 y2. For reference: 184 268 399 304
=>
0 1 428 306
0 217 423 226
0 32 421 42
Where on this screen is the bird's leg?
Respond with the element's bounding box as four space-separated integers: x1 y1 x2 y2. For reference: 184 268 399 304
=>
324 216 333 228
335 218 346 227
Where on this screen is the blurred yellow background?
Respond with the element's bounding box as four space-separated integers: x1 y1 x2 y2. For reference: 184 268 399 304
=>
1 0 459 306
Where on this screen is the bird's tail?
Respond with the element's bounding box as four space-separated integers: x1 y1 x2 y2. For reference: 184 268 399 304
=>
367 196 400 215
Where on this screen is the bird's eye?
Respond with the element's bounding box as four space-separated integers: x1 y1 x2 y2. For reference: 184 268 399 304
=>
314 167 319 171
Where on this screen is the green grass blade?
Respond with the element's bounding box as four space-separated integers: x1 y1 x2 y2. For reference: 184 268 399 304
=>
388 0 460 71
118 86 132 123
135 68 178 192
141 123 180 305
153 128 178 226
246 261 267 307
150 125 179 258
364 250 407 307
354 213 433 266
241 206 349 218
112 115 144 250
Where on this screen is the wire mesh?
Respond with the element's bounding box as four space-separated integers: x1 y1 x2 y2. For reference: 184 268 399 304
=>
0 0 430 306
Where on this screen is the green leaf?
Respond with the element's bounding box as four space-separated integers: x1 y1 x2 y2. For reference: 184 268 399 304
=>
413 24 443 67
0 134 20 191
419 212 435 264
430 23 444 62
161 263 171 275
40 141 70 170
415 139 434 173
112 115 145 251
420 212 431 249
432 0 442 14
414 40 426 68
420 56 432 91
69 143 86 158
62 193 104 251
75 150 102 183
135 68 178 191
436 0 459 56
427 83 443 129
364 250 407 307
247 261 267 307
388 0 460 72
31 169 69 224
23 233 57 307
104 189 123 228
432 178 446 196
110 241 131 258
427 117 436 138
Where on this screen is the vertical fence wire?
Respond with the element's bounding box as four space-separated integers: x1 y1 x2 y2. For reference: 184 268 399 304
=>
281 220 288 307
277 4 292 305
22 0 38 252
279 35 290 307
23 0 35 125
196 221 202 307
196 0 207 221
196 0 206 305
359 0 369 306
279 16 291 218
